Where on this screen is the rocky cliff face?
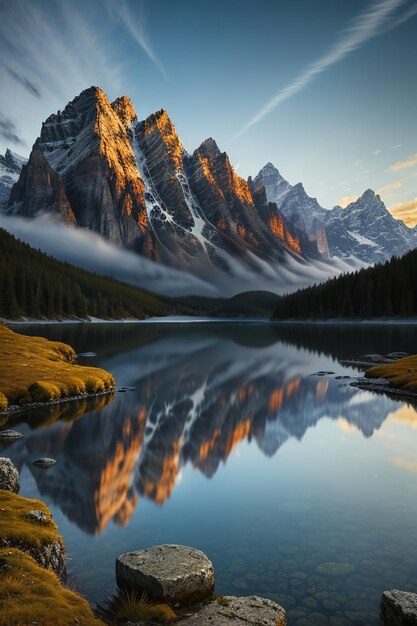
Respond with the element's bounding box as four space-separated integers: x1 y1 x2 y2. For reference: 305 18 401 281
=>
255 162 417 264
7 146 75 222
3 86 348 293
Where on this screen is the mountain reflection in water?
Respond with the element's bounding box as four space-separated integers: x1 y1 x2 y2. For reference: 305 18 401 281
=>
5 323 402 535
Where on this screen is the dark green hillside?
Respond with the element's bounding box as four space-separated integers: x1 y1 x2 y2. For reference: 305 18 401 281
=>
273 248 417 320
0 228 178 320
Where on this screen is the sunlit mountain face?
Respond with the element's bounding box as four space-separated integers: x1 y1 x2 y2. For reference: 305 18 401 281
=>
3 322 417 625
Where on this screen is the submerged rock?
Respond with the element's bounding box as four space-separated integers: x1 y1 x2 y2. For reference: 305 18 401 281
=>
116 544 214 604
32 458 56 469
0 456 20 493
0 430 23 440
175 595 286 625
316 562 356 576
381 589 417 625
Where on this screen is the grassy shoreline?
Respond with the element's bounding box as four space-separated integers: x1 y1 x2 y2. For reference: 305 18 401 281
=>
365 354 417 393
0 325 115 413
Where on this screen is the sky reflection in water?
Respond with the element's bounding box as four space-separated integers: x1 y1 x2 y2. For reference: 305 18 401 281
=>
3 322 417 626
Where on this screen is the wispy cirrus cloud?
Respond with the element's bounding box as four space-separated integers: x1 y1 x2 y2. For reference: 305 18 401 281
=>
235 0 417 138
0 0 123 102
0 113 25 146
102 0 167 80
6 67 41 98
387 153 417 171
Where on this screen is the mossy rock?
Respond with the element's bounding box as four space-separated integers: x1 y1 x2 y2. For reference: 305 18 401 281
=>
0 325 115 407
0 491 65 575
315 562 356 575
0 548 105 626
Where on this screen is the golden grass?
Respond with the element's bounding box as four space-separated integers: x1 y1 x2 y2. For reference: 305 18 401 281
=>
366 355 417 392
0 491 63 554
0 325 114 408
0 548 105 626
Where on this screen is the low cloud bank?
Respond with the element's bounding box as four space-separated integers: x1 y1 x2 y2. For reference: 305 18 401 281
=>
0 216 219 297
0 215 364 299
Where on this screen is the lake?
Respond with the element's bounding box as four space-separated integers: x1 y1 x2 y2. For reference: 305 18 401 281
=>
2 321 417 626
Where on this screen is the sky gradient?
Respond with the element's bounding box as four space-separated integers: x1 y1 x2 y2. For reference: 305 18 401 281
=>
0 0 416 222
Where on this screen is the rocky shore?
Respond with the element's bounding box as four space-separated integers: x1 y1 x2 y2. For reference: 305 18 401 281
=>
1 456 416 625
342 351 417 402
0 457 287 625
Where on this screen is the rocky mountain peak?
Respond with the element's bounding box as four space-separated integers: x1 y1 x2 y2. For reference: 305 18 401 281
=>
139 109 184 170
256 162 285 183
1 148 26 174
111 96 138 127
197 138 221 157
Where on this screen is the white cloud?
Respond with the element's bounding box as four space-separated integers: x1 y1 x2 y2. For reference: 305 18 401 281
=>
102 0 167 80
235 0 415 138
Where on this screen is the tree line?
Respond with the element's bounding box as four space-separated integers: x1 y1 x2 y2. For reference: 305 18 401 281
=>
0 228 181 320
273 248 417 320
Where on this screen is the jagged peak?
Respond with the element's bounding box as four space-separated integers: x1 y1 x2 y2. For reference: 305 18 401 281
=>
258 162 282 176
43 85 110 127
293 182 305 192
361 188 377 200
1 148 26 170
111 95 137 127
195 137 221 158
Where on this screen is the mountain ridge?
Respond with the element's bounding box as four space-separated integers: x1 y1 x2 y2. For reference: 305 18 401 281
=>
254 162 417 264
3 85 349 296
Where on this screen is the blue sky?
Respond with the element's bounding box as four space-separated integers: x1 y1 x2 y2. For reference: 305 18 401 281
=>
0 0 416 222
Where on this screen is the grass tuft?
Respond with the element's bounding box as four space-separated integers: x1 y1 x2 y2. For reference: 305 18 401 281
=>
97 588 176 623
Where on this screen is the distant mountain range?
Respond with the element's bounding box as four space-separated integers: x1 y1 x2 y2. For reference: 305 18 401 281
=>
1 85 416 295
254 162 417 264
0 149 26 209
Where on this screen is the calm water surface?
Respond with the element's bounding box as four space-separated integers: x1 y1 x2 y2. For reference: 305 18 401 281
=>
3 322 417 626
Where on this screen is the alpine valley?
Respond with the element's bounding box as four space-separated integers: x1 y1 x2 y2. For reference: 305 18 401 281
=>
3 86 416 297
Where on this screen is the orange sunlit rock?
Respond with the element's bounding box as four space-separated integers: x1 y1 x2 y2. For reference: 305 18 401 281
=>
225 419 251 456
269 388 284 412
199 428 221 461
142 109 184 170
144 441 180 506
269 215 285 240
93 407 147 534
316 379 329 400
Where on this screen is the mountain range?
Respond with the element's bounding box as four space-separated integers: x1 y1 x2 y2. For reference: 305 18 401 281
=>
1 85 416 295
254 162 417 264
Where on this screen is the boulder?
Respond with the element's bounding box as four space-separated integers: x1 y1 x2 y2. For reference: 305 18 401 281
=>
0 456 20 493
116 544 214 604
381 589 417 625
175 595 286 625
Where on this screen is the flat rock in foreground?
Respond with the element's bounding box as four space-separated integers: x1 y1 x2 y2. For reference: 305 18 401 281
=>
381 589 417 625
116 544 214 604
175 596 286 625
